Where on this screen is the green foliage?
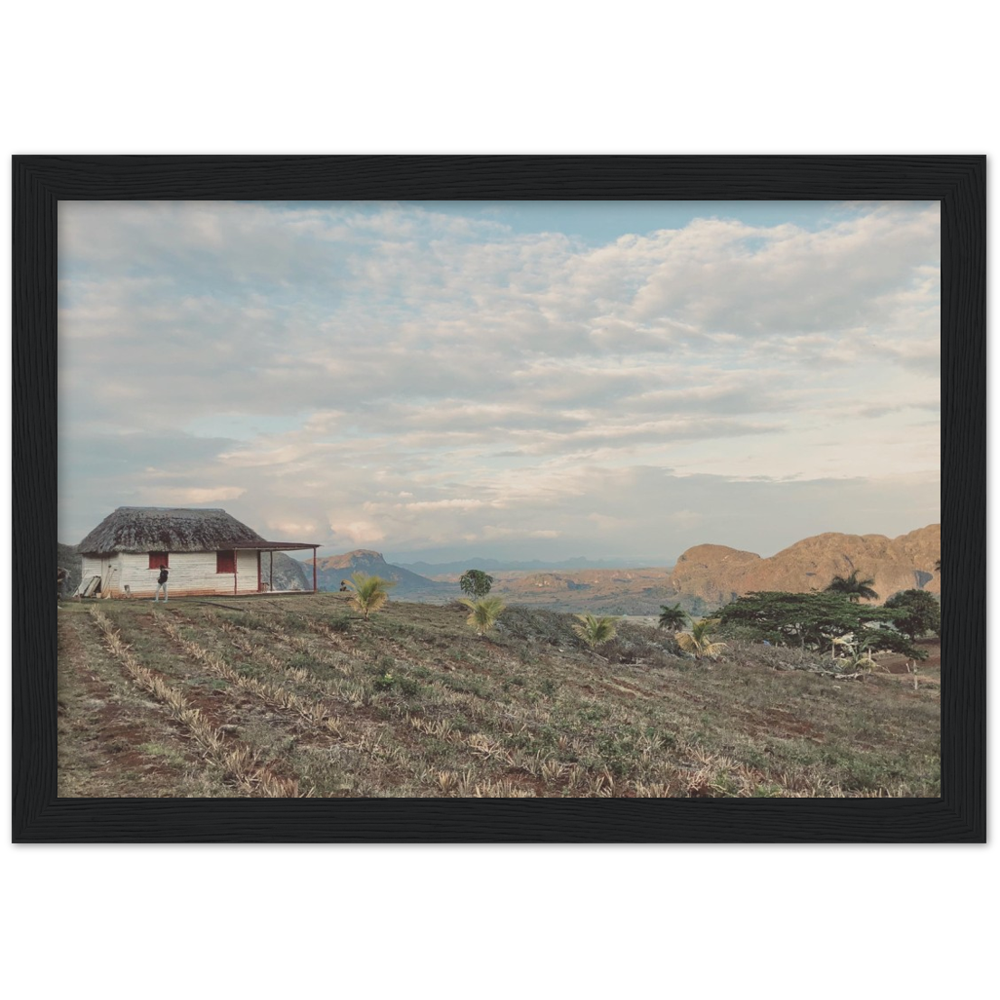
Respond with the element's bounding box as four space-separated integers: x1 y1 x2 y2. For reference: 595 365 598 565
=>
572 613 620 650
345 572 396 620
657 603 688 632
676 618 727 660
459 569 494 598
884 589 941 641
716 590 924 659
457 596 506 635
824 570 879 602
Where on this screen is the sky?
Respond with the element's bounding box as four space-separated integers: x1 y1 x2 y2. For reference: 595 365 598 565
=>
57 200 940 565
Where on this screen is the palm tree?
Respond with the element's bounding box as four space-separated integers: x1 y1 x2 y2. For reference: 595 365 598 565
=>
824 569 878 603
345 572 396 620
458 596 506 636
572 613 619 650
658 603 688 632
676 618 727 661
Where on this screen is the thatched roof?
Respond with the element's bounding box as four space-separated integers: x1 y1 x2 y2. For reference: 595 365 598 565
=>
78 507 315 555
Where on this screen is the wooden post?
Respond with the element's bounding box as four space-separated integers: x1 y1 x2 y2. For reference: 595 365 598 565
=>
313 547 318 593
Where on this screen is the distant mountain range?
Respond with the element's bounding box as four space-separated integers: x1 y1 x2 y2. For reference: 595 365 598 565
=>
57 522 938 614
303 524 940 615
305 549 454 598
395 555 655 575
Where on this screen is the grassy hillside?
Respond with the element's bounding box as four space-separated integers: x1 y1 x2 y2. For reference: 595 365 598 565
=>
57 594 940 798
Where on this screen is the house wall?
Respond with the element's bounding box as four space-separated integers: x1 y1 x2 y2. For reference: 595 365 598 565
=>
80 555 115 594
83 551 263 597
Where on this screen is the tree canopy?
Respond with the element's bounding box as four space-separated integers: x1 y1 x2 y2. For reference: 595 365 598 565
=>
459 569 494 599
824 570 879 602
657 603 688 632
884 589 940 641
716 591 925 659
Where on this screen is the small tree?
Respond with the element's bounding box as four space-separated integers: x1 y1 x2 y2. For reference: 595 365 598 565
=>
676 619 727 661
459 569 494 599
657 603 688 632
884 589 941 641
572 613 619 650
345 572 396 620
458 596 506 636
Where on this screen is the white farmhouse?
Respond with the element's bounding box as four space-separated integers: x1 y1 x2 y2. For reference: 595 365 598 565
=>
76 507 318 598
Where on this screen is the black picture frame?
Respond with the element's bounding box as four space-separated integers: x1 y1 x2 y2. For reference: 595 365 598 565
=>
12 155 985 842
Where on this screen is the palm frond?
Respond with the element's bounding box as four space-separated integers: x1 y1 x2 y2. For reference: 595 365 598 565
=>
824 570 878 602
345 572 396 619
458 596 506 635
658 603 688 631
572 613 619 649
676 618 727 660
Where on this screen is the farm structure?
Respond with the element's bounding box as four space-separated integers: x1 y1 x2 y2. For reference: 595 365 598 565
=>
76 507 318 598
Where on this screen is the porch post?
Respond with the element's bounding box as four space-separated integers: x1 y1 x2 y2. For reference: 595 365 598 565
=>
313 547 318 593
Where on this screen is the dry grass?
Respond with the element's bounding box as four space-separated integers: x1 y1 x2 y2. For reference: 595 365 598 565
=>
89 609 302 797
55 594 941 798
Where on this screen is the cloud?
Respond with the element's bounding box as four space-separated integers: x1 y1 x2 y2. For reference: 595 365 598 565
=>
57 201 940 557
138 486 246 504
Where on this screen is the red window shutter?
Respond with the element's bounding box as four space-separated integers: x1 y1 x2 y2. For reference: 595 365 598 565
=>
217 551 236 574
149 552 169 569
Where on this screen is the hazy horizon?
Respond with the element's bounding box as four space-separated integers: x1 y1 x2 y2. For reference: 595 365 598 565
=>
58 200 940 560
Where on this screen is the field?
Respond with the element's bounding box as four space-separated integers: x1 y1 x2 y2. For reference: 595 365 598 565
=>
57 594 941 798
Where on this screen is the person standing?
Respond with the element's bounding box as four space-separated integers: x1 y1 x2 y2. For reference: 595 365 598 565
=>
153 564 169 603
57 566 68 602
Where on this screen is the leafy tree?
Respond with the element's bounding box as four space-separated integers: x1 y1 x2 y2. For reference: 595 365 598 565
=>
716 591 925 659
824 570 879 602
657 603 688 632
345 572 396 620
459 569 494 599
458 596 506 636
572 613 619 650
676 618 727 660
884 589 941 641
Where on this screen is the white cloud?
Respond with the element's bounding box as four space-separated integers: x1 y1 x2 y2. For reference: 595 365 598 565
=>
57 201 940 559
137 486 246 504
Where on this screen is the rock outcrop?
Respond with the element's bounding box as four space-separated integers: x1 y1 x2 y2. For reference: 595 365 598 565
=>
669 524 940 607
309 550 450 596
